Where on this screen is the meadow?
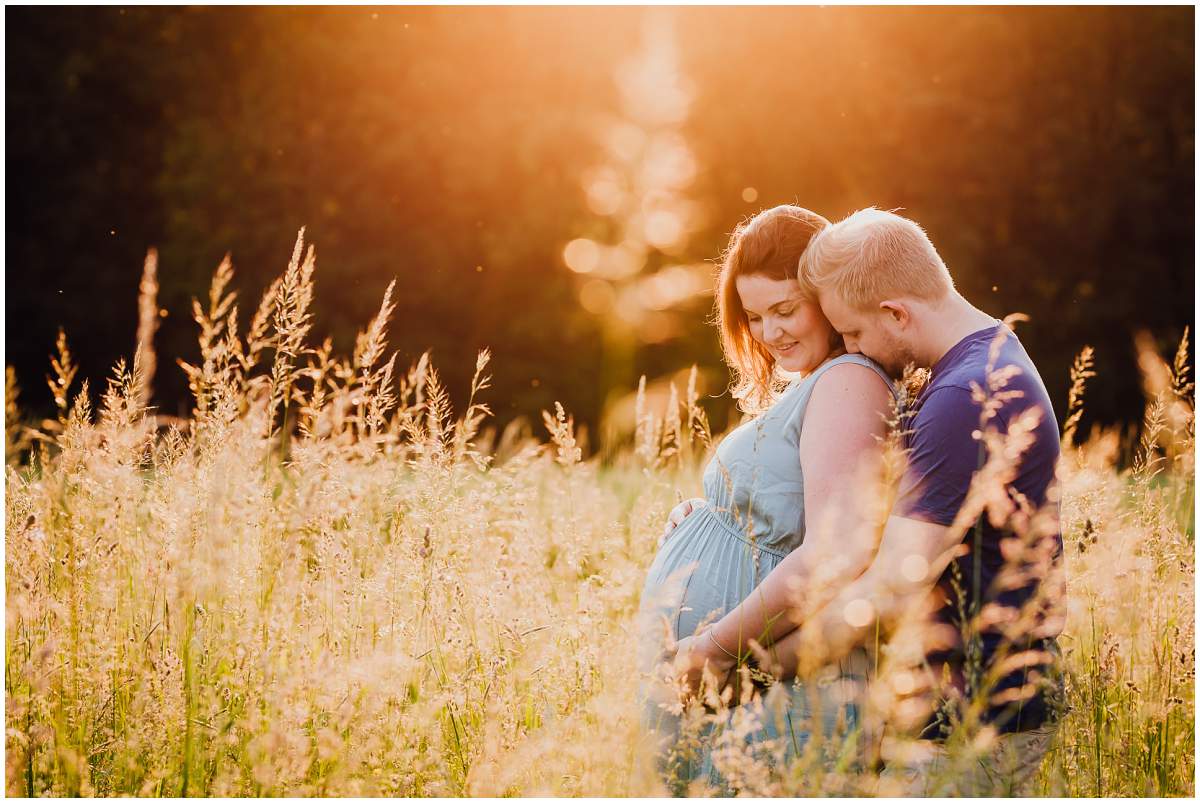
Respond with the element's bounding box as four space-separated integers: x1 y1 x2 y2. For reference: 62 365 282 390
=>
5 234 1195 796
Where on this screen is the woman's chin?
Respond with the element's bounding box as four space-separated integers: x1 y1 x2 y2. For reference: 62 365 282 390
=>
775 355 808 373
775 351 823 374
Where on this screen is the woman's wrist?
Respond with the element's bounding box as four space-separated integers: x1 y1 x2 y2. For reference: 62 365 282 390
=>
706 627 744 664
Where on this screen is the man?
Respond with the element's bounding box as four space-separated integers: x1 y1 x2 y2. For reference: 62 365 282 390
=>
674 208 1065 795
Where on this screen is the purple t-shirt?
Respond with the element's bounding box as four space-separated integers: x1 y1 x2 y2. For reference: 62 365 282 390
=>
896 322 1064 736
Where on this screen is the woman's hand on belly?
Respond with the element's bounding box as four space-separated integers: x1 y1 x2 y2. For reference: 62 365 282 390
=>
659 497 707 548
669 628 736 704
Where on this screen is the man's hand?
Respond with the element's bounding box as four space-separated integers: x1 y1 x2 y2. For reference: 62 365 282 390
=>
671 630 737 702
659 497 706 548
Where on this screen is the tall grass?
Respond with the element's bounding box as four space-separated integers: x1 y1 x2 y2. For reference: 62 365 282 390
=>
5 237 1194 796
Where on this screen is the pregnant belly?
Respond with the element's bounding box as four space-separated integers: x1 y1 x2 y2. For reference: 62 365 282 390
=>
639 505 782 651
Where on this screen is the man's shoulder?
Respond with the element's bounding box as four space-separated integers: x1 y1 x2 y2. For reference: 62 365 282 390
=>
914 383 976 415
913 334 1060 454
930 332 1050 401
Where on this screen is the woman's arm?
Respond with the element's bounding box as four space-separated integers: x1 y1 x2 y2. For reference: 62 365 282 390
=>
697 362 892 668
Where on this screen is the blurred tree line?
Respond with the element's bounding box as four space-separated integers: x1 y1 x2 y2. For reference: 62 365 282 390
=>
6 6 1193 446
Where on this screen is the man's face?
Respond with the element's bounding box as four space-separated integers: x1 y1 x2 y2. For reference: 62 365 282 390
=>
817 289 917 377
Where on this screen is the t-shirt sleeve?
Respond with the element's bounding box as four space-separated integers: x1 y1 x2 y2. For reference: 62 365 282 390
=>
895 386 987 526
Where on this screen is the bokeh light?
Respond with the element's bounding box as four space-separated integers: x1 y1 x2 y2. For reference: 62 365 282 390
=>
579 279 616 314
563 238 601 274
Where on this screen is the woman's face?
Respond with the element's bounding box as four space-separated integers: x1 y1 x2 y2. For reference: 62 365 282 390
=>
735 274 836 373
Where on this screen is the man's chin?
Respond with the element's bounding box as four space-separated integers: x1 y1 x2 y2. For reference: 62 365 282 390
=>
860 353 905 379
864 350 917 379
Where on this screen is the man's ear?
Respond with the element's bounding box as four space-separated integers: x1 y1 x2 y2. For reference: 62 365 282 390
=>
878 300 910 326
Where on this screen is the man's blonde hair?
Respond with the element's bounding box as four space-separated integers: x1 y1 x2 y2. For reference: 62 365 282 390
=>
800 208 954 310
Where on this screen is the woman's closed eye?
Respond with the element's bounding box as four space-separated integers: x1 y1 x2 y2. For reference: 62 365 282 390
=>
748 307 793 323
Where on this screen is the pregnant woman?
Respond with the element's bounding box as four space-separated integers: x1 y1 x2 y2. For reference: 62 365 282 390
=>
637 205 896 793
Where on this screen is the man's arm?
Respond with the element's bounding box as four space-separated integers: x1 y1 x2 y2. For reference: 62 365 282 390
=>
763 385 989 677
770 514 964 679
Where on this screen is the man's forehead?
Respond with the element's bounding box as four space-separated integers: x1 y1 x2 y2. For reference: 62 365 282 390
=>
816 290 857 322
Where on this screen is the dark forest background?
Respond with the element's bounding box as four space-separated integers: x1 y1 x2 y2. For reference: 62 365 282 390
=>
6 6 1194 446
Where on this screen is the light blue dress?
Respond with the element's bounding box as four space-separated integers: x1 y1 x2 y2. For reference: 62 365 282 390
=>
637 353 895 794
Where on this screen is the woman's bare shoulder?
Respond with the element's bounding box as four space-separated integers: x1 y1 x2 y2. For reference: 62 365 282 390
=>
813 357 892 394
804 358 893 428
